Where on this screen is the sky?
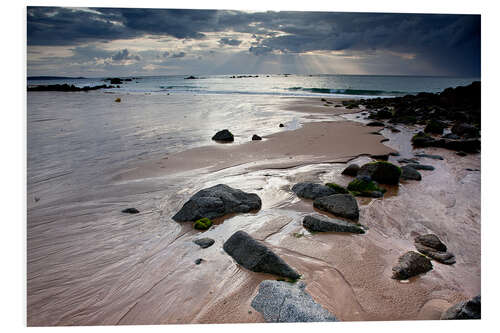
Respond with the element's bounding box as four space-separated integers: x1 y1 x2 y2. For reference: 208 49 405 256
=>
27 7 481 77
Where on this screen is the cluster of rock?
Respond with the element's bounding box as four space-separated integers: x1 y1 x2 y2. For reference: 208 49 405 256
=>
28 84 115 92
414 234 456 265
391 234 455 280
211 129 265 142
358 81 480 126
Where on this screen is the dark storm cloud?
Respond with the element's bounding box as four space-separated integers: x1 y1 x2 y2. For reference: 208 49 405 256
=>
218 38 242 46
27 7 480 76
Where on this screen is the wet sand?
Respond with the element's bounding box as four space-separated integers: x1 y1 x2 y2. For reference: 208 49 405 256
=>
27 95 480 325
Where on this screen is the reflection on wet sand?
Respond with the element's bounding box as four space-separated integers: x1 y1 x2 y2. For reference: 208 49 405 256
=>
27 96 479 325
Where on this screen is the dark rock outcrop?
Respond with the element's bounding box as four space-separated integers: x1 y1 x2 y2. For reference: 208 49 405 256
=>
392 251 433 280
441 295 481 320
401 165 422 181
313 194 359 221
28 84 114 92
212 129 234 142
223 231 300 279
122 208 140 214
451 123 480 138
251 280 338 323
172 184 261 222
291 182 337 200
358 161 402 185
366 121 385 127
303 214 365 234
424 119 447 135
252 134 262 140
194 238 215 248
341 164 360 176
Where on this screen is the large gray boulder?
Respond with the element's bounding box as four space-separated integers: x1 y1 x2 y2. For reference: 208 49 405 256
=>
223 231 300 279
313 194 359 221
172 184 261 222
303 214 365 234
414 234 456 265
251 280 338 322
358 161 401 185
391 251 433 280
291 182 337 200
441 295 481 320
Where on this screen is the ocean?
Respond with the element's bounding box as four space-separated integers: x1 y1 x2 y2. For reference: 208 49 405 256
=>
28 74 478 98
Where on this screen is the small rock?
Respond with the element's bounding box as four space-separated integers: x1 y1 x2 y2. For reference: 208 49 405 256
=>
414 234 456 265
194 238 215 248
341 164 360 176
313 194 359 221
415 153 443 160
291 182 337 200
441 295 481 320
389 152 400 156
212 129 234 142
392 251 433 280
451 123 480 138
122 208 139 214
251 280 338 322
401 165 422 181
303 214 365 234
279 123 285 128
407 163 435 171
223 231 300 279
195 258 203 265
194 217 213 230
252 134 262 141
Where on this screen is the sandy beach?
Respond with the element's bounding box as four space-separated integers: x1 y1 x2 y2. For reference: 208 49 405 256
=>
26 91 480 325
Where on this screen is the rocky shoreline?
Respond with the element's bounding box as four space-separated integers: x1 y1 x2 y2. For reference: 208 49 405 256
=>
27 84 481 325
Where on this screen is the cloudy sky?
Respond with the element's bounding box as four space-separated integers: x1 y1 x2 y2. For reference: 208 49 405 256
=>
27 7 480 77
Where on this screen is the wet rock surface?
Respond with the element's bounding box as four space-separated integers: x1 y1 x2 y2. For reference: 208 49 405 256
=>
303 214 365 234
291 182 337 200
172 184 261 222
223 231 300 279
358 161 401 185
341 164 360 176
313 194 360 221
392 251 433 280
401 165 422 181
193 238 215 249
441 295 481 320
414 234 456 265
251 280 338 322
